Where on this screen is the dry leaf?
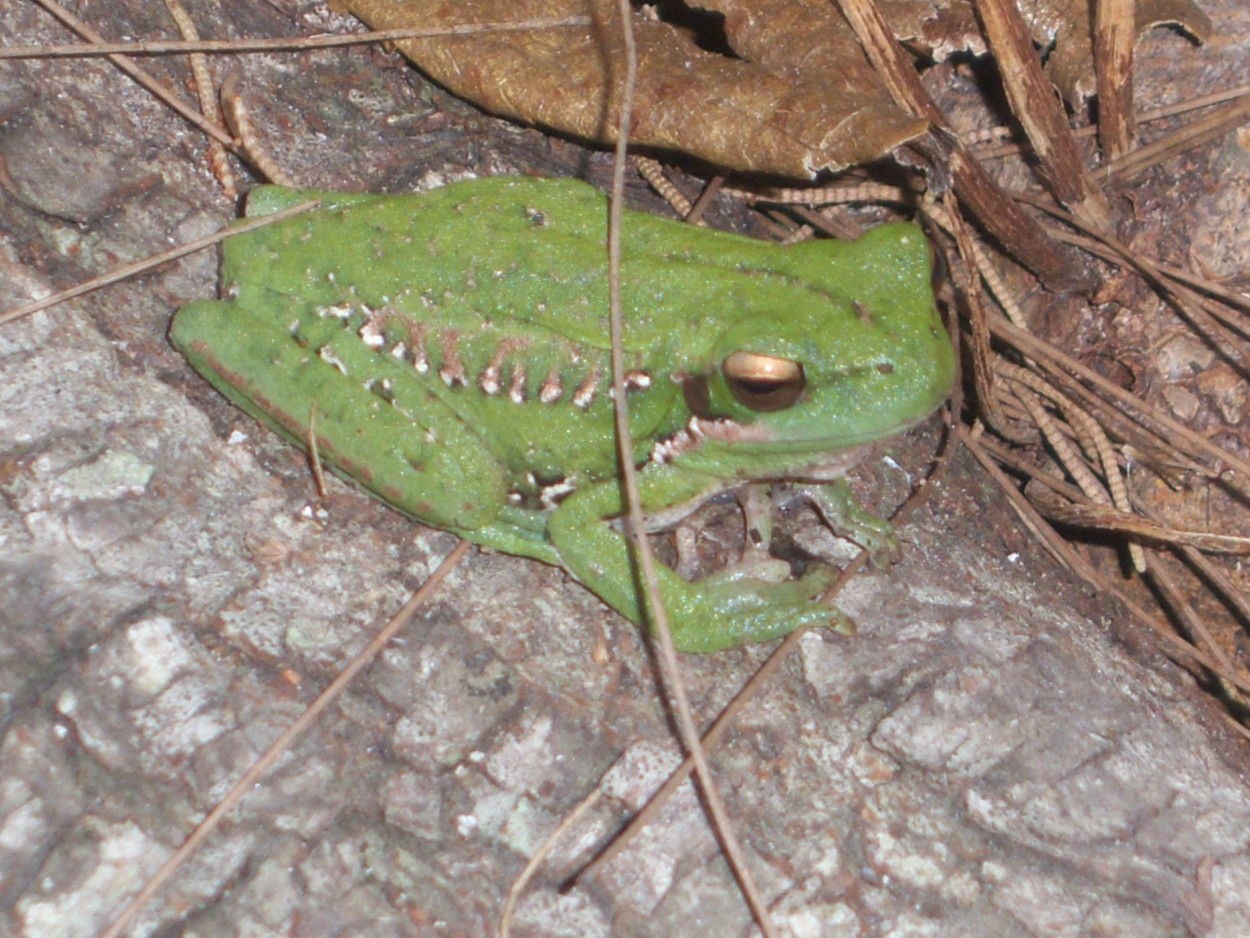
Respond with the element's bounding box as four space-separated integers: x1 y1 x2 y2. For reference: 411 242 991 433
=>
337 0 1212 178
339 0 927 177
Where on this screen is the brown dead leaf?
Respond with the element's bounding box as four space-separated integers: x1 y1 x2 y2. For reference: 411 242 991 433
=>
338 0 927 177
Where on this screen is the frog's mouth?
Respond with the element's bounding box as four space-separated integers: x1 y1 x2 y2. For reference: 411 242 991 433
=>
651 408 939 467
651 416 773 464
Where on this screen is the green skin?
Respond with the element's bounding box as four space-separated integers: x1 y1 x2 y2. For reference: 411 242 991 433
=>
172 177 955 652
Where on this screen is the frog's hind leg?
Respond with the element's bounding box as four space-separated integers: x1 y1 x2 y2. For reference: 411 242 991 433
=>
454 505 562 568
547 464 849 653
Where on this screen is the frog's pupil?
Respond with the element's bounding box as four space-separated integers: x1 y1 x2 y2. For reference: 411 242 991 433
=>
725 374 804 412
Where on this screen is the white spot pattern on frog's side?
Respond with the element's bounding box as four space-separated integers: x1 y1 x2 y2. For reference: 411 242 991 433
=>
571 365 599 409
358 311 386 349
508 362 527 404
539 476 577 509
478 338 529 397
625 370 652 391
438 331 466 387
538 369 563 404
306 297 650 416
318 345 348 375
608 369 653 399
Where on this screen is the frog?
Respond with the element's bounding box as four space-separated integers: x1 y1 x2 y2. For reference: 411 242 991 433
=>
171 176 955 653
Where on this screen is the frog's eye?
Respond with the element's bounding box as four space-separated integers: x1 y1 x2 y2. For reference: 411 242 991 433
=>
722 351 805 412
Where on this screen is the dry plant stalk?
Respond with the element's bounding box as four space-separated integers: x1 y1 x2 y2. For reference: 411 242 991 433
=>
1095 0 1138 158
971 0 1111 228
835 0 1099 292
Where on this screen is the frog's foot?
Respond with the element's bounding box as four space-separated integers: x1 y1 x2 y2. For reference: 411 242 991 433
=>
664 565 855 654
793 481 901 568
671 483 776 582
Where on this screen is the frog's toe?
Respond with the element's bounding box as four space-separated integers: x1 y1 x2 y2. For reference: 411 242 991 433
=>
853 525 901 569
822 604 857 637
869 534 903 569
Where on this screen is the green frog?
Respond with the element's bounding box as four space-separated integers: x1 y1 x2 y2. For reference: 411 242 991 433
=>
172 177 954 652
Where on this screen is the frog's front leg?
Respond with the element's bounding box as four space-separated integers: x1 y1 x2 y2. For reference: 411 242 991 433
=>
672 483 791 584
791 479 901 567
547 464 852 653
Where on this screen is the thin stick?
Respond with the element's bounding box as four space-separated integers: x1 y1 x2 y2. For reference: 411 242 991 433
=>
32 0 235 146
3 19 595 59
307 404 328 498
1102 92 1250 183
602 2 776 934
499 788 603 938
0 199 321 326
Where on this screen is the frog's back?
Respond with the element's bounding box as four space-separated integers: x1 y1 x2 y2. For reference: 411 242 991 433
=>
203 176 948 483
